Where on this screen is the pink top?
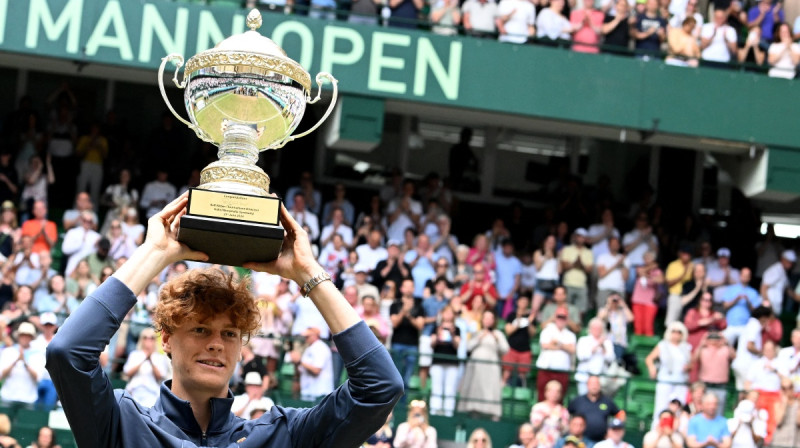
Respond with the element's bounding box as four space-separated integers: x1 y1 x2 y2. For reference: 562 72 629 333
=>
697 344 733 384
570 9 604 53
631 268 662 306
530 401 569 448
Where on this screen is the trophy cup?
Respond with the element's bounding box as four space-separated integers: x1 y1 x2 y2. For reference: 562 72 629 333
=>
157 9 338 266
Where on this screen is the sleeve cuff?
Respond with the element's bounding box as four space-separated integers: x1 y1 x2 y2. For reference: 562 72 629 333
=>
332 321 382 365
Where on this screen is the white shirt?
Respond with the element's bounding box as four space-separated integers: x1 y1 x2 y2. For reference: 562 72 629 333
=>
462 0 498 33
290 296 330 339
299 339 334 400
385 198 422 242
231 395 275 419
734 318 763 371
123 350 172 408
497 0 535 43
289 209 320 241
140 181 177 219
12 252 41 287
768 42 800 79
575 335 615 382
728 414 766 448
700 23 736 62
597 253 626 292
587 224 619 259
520 263 537 290
535 323 576 371
746 356 784 392
707 266 740 303
0 345 45 403
777 346 800 393
355 244 388 271
319 224 353 249
762 261 788 314
61 227 101 276
536 8 571 40
251 271 282 298
593 439 634 448
622 229 658 267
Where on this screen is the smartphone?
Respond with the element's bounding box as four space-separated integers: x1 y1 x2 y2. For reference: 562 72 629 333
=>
660 415 674 429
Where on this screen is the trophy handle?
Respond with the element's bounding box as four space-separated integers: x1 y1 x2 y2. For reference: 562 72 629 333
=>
274 72 339 149
158 54 211 142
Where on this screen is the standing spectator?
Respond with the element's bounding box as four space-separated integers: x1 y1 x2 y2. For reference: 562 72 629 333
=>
61 211 101 276
668 0 702 37
732 306 774 393
123 328 171 408
405 234 437 298
356 229 389 271
318 234 348 284
693 331 735 414
571 0 605 53
587 209 618 260
575 318 615 395
0 202 19 260
418 272 450 391
75 122 108 208
62 192 97 231
288 194 320 242
738 25 766 67
459 263 499 311
0 322 45 404
462 0 497 37
430 0 461 35
321 184 355 227
666 16 701 66
665 246 694 325
767 22 800 79
646 322 692 417
771 378 799 448
776 328 800 394
457 310 508 420
623 212 659 289
354 267 380 302
429 306 460 416
559 228 593 316
0 152 18 214
231 372 274 419
494 238 521 318
631 251 663 336
536 305 577 400
20 201 57 255
707 248 738 303
745 340 784 443
597 292 633 359
106 219 136 261
700 9 738 66
596 236 628 309
45 103 77 209
761 250 795 315
537 0 574 43
593 417 633 448
121 207 145 246
602 0 633 54
503 295 536 386
393 400 437 448
684 291 727 352
568 376 620 445
495 0 536 43
372 240 410 290
728 398 766 448
746 0 783 44
631 0 667 59
139 170 176 219
284 171 321 215
644 410 684 448
540 286 582 333
390 279 424 394
361 295 390 343
100 168 138 234
530 380 570 448
721 267 760 346
319 208 353 251
467 234 494 270
532 235 561 318
291 326 333 401
687 394 732 448
20 155 54 215
431 215 459 266
386 180 422 242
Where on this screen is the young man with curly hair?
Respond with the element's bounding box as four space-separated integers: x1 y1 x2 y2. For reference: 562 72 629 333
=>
46 193 403 447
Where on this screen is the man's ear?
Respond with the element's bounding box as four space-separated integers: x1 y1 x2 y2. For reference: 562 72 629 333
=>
161 332 172 357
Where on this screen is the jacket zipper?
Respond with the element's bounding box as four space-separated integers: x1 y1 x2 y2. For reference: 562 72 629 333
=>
201 431 207 445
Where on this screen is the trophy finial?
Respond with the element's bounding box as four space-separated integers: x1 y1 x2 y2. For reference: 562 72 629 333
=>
246 9 263 31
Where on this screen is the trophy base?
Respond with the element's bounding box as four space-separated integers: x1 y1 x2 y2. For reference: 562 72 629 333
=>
177 188 284 266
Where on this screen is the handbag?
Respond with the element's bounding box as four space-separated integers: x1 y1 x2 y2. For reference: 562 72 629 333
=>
537 279 559 293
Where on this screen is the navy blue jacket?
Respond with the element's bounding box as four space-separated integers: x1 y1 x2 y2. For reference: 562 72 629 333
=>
46 277 403 447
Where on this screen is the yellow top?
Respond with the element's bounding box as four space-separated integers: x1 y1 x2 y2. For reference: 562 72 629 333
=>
665 260 693 295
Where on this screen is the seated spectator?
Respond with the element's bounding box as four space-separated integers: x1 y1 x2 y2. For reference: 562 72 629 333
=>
462 0 498 38
100 168 138 234
536 303 577 399
532 235 561 318
767 22 800 79
597 292 633 359
540 286 582 333
431 215 458 266
576 319 616 395
738 25 766 67
646 322 691 417
121 207 145 246
106 218 136 261
232 372 275 419
0 322 45 404
360 295 390 343
290 326 333 401
706 248 738 301
372 240 410 290
466 234 494 270
83 237 114 281
601 0 633 55
771 378 799 448
537 0 573 43
354 266 380 301
0 202 19 260
727 396 767 448
503 295 536 386
644 410 684 448
688 393 732 448
20 200 57 255
393 400 437 447
237 342 268 395
34 275 72 316
139 169 176 219
457 310 508 420
721 267 760 346
62 192 97 231
666 17 701 66
430 0 461 35
0 414 18 448
386 180 422 242
405 234 437 298
2 286 39 331
319 208 354 251
66 259 98 303
10 235 41 288
365 412 394 447
593 417 633 448
356 229 388 271
571 0 604 53
123 328 171 408
693 331 734 414
700 9 738 67
568 376 619 445
530 380 570 447
452 244 473 290
466 428 492 448
510 422 536 448
30 425 61 448
354 196 385 245
631 0 666 59
61 210 100 276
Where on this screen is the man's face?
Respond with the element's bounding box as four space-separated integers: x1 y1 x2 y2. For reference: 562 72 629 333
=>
740 268 751 285
574 235 586 247
587 377 601 396
369 230 381 247
569 417 586 436
246 384 262 399
702 396 718 416
294 195 305 211
162 314 242 400
502 243 514 257
33 201 46 219
608 428 624 443
400 280 415 297
362 298 377 315
553 288 567 304
77 193 91 210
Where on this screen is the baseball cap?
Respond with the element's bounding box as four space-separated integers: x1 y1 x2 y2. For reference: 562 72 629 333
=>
783 250 797 263
564 436 585 448
250 398 273 414
678 244 693 254
354 264 370 274
40 312 58 326
17 322 36 337
574 228 588 237
608 417 626 430
387 239 402 248
301 326 321 338
1 201 15 211
244 371 262 386
717 247 731 258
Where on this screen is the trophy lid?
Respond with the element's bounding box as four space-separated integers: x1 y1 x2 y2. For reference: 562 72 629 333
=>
183 9 311 92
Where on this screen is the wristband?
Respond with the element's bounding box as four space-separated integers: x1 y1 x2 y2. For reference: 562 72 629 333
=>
300 271 332 297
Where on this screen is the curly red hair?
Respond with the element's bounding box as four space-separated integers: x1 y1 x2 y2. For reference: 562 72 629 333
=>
153 268 260 339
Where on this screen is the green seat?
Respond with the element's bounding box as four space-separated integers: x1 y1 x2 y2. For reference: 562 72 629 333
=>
10 423 39 447
14 408 50 428
513 387 532 403
408 375 420 391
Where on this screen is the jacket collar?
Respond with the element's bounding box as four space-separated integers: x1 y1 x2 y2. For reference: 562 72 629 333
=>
153 380 236 436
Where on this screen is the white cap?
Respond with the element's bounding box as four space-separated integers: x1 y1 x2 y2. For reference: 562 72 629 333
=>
387 239 402 248
40 312 58 326
574 228 588 237
17 322 36 336
717 247 731 258
354 264 370 274
783 250 797 263
244 371 262 386
250 397 273 413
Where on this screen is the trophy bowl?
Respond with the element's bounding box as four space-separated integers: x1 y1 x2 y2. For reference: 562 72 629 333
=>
157 9 338 266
